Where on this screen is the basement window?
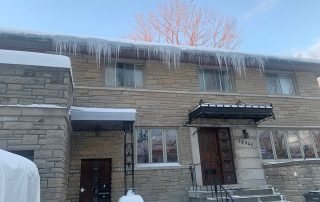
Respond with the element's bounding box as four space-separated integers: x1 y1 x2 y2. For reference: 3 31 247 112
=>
136 128 178 164
105 62 144 88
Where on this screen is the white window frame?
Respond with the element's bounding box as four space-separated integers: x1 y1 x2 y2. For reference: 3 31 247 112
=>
265 72 296 95
105 62 145 88
198 68 233 92
135 128 179 165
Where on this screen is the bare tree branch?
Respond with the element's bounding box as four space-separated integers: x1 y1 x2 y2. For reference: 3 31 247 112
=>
129 0 241 49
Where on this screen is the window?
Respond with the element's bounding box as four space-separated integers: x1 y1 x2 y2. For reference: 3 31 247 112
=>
258 130 274 159
266 73 295 95
258 129 320 160
136 128 178 164
198 69 232 92
105 63 144 88
9 150 34 161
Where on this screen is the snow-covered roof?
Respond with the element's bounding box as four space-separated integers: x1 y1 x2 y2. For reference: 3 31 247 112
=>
70 106 137 131
0 49 71 68
0 149 40 202
70 106 136 122
1 28 320 73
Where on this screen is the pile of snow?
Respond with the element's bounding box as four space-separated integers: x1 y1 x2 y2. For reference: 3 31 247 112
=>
0 149 40 202
0 104 67 109
118 189 144 202
0 49 71 68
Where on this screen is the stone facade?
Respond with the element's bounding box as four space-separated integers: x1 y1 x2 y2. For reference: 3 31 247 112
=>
1 37 320 202
0 106 71 201
264 161 320 201
0 62 73 201
70 55 320 201
0 64 73 107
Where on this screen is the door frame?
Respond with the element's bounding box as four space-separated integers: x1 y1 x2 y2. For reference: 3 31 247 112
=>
189 127 237 185
79 158 112 202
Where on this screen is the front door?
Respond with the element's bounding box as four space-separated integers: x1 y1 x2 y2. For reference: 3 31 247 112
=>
198 128 236 185
80 159 112 202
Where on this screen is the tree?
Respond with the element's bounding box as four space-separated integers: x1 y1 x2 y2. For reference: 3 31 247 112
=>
129 0 240 49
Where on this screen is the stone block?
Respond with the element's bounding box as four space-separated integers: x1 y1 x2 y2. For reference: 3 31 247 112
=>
22 135 39 144
3 122 33 129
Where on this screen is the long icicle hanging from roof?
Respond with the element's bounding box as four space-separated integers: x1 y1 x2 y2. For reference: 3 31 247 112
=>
51 35 265 74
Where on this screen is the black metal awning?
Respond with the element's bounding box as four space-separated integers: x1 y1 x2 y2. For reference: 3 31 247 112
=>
187 102 274 124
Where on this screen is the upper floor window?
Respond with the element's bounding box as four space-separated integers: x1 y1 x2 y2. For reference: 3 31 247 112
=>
136 128 178 164
105 63 144 88
266 73 295 95
198 68 232 92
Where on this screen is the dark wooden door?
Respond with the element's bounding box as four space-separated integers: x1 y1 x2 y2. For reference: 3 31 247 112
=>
80 159 112 202
198 128 236 185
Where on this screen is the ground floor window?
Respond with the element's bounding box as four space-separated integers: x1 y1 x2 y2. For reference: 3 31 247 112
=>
136 128 178 164
258 129 320 160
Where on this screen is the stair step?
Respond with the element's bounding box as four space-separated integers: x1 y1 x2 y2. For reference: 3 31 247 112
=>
207 194 282 202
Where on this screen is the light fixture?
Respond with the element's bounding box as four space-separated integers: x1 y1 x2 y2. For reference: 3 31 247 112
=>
242 129 249 139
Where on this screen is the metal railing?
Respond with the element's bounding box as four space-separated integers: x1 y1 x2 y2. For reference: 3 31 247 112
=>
189 163 233 202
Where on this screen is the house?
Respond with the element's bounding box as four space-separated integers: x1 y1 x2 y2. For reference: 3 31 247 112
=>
0 29 320 202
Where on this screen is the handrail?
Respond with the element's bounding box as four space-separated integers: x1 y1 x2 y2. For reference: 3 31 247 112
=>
189 163 233 202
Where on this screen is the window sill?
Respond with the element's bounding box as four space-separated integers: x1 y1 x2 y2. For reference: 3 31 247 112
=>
262 158 320 167
135 163 184 170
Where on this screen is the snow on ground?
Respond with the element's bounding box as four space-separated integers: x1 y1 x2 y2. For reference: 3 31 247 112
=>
0 104 67 109
0 49 71 68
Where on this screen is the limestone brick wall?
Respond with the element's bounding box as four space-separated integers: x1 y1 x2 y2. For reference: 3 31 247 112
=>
68 131 191 202
69 55 320 201
0 64 73 107
264 161 320 202
73 87 320 127
0 106 71 202
70 56 320 97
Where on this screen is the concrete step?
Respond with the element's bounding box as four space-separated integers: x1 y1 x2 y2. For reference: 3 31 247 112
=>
188 189 274 198
188 185 289 202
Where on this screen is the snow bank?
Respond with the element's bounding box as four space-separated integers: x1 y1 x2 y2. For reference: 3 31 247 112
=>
0 49 71 68
0 149 40 202
0 104 66 109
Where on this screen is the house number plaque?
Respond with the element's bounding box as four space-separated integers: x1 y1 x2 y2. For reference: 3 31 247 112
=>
238 138 254 147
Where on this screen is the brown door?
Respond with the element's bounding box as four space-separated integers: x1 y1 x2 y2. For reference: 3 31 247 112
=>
198 128 236 185
80 159 112 202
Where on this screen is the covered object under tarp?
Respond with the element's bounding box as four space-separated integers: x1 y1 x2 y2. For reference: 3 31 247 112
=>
0 149 40 202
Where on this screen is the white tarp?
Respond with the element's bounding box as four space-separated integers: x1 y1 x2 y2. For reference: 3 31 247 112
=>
0 149 40 202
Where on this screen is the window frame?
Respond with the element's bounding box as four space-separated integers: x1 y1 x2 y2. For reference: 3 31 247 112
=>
257 129 320 161
105 60 146 88
198 67 234 92
265 71 297 95
135 127 179 165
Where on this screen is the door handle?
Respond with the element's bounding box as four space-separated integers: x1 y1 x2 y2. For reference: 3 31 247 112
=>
80 187 85 193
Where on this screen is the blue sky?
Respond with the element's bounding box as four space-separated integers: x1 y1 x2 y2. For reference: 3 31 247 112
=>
0 0 320 56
